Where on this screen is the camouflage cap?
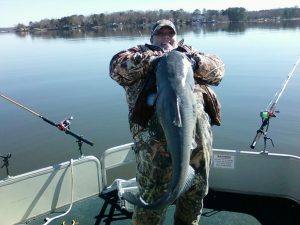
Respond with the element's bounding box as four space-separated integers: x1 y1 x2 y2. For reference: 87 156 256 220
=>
151 19 177 35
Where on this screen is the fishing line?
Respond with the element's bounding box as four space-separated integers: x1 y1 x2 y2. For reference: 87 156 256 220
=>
266 56 300 112
250 56 300 151
1 93 94 148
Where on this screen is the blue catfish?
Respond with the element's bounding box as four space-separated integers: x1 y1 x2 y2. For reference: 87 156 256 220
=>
122 50 196 209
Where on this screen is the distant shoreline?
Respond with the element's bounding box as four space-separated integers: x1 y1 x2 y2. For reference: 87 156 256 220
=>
0 27 14 32
1 6 300 33
1 17 300 34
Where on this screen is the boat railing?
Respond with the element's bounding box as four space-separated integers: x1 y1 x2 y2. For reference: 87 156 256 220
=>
1 144 299 225
0 155 102 225
100 142 135 188
100 145 300 205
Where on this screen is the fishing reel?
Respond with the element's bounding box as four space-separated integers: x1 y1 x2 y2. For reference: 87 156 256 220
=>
57 116 73 131
252 110 279 153
260 110 278 119
55 116 93 156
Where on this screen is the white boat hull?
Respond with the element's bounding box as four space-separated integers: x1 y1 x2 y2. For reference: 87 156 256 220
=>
0 156 102 225
1 144 299 225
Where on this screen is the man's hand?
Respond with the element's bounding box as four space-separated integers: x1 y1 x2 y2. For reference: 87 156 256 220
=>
174 46 198 71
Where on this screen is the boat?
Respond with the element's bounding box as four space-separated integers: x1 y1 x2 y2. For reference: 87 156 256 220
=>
1 142 300 225
1 55 300 224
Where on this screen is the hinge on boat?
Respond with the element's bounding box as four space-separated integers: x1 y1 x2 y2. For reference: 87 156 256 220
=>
62 219 79 225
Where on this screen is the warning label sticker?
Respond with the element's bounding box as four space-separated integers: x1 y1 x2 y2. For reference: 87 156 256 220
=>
213 154 235 169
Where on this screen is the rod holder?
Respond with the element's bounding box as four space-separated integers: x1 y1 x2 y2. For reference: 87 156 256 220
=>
0 153 12 177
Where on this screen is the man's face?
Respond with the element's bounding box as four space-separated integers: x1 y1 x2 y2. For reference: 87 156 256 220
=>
151 27 177 51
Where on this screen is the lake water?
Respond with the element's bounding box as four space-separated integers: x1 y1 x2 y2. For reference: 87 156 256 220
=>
1 22 300 179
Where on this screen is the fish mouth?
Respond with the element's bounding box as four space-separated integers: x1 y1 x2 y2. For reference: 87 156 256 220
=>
161 43 172 50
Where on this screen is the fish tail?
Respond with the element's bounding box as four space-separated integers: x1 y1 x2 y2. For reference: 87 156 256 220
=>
182 165 195 194
122 191 172 209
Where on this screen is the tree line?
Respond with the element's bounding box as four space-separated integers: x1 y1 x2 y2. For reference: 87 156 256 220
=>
15 7 300 31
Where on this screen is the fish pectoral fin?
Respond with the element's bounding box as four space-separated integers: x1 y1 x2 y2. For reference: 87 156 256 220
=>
191 138 197 150
182 165 195 194
172 117 182 127
172 97 182 127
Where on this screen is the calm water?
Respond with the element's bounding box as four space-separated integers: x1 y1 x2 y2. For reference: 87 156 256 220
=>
1 22 300 179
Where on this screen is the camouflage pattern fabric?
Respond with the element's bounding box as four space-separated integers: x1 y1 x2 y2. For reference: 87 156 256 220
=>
109 42 224 137
109 41 224 225
132 92 212 225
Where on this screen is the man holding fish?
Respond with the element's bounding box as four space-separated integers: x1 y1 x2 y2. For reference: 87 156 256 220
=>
110 19 224 225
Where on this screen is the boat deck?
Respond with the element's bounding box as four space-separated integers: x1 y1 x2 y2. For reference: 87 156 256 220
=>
23 189 300 225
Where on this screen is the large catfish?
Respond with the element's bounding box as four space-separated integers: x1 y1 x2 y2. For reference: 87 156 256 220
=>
122 50 196 209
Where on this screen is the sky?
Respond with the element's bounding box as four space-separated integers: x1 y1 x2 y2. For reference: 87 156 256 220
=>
0 0 299 27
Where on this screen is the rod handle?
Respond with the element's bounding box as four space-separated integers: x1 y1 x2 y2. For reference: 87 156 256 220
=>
250 118 270 149
65 130 94 146
41 117 57 126
250 130 263 149
42 116 94 146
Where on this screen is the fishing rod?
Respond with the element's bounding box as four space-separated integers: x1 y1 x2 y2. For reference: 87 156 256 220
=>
0 93 94 153
250 56 300 151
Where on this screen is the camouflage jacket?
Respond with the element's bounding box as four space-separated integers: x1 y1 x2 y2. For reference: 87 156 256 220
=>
109 42 225 137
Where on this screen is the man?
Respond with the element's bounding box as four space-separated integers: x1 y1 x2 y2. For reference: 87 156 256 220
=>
110 19 224 225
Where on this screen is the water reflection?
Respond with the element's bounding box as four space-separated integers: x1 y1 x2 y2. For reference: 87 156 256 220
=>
13 20 300 39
